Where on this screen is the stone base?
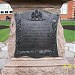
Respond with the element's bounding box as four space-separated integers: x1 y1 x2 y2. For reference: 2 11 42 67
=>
1 57 70 75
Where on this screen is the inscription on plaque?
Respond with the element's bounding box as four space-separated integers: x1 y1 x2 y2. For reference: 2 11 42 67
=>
14 10 59 58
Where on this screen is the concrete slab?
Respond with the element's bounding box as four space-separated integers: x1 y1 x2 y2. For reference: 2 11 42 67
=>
0 43 6 48
0 59 9 69
0 42 9 69
65 43 75 57
65 43 75 52
65 50 75 57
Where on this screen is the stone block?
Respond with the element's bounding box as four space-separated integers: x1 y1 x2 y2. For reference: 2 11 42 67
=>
1 58 70 75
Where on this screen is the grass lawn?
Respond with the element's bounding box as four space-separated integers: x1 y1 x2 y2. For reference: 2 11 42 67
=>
0 21 10 42
61 20 75 26
0 21 10 26
64 29 75 42
61 20 75 42
0 28 10 42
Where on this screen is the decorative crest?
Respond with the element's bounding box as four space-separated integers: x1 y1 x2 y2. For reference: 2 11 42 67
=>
29 10 45 21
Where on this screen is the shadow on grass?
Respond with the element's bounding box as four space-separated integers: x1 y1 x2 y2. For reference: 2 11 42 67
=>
0 26 9 30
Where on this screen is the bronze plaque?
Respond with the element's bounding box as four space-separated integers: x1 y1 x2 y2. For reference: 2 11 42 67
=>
14 10 59 58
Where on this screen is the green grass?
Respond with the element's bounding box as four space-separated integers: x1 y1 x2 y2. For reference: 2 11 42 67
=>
61 20 75 26
0 21 10 26
61 20 75 42
0 21 10 42
64 29 75 42
0 28 10 42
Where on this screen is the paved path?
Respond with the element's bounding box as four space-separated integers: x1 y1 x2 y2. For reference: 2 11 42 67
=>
0 42 9 69
65 43 75 57
65 43 75 52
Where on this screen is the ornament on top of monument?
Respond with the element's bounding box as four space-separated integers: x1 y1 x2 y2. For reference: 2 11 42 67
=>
29 10 45 21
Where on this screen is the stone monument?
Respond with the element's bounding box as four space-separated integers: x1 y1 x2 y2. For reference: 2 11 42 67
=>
0 0 72 75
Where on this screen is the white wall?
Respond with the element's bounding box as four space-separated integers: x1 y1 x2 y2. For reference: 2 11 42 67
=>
60 3 68 14
0 3 13 14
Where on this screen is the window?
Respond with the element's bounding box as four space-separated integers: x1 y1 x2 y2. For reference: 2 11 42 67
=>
1 11 4 14
60 3 68 14
10 11 12 13
5 11 8 13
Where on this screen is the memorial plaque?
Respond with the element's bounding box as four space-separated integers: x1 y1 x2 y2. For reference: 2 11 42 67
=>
14 10 59 58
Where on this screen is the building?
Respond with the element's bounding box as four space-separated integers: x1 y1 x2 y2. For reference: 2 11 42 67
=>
60 0 75 19
0 0 75 20
0 2 13 20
